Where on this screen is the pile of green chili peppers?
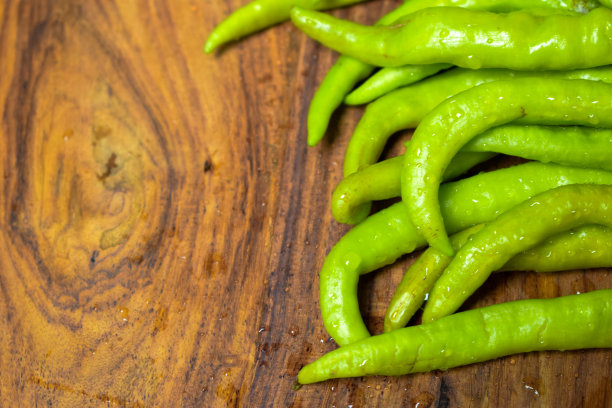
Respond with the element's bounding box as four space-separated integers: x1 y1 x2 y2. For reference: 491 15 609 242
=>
206 0 612 385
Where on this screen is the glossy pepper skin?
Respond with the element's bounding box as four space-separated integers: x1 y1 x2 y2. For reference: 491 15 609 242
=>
343 66 612 177
303 0 600 145
290 7 612 69
305 0 445 146
336 124 612 225
403 78 612 256
423 184 612 322
320 163 612 346
385 224 612 331
298 290 612 384
500 225 612 272
332 150 493 225
306 57 373 146
204 0 368 53
461 125 612 171
344 63 452 105
384 225 483 332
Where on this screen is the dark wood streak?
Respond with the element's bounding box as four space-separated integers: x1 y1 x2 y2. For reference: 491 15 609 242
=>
6 2 59 313
438 377 451 408
244 31 321 407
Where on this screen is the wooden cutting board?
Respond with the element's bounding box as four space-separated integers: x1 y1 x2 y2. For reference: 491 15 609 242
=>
0 0 609 406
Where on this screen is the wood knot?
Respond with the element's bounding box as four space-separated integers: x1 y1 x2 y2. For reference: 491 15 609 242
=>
97 152 118 181
203 159 213 173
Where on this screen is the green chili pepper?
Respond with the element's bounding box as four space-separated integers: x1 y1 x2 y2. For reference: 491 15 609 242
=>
385 224 612 332
303 0 599 145
385 225 483 332
500 225 612 272
299 289 612 384
343 66 612 177
344 64 452 105
305 0 445 147
461 125 612 171
403 78 612 256
423 184 612 322
336 124 612 225
321 163 612 346
306 57 374 146
332 150 493 225
290 7 612 69
204 0 369 53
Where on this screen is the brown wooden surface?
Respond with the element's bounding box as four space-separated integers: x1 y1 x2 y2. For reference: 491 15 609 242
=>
0 0 610 406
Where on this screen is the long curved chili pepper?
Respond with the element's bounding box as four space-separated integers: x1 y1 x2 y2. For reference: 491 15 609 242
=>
290 7 612 69
500 225 612 272
423 184 612 322
384 225 484 332
385 224 612 332
461 125 612 171
305 0 445 146
335 124 612 225
306 57 374 146
321 163 612 346
344 64 452 105
343 66 612 177
204 0 369 53
332 150 493 225
299 289 612 384
403 78 612 256
303 0 599 145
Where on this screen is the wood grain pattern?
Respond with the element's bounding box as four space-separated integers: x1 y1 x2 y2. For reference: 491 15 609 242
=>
0 0 609 406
